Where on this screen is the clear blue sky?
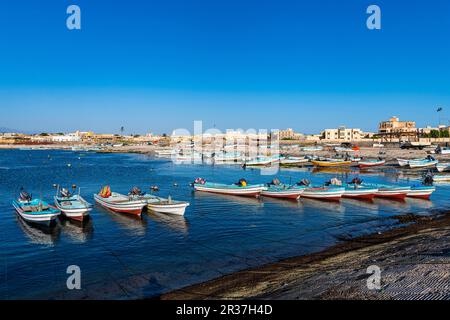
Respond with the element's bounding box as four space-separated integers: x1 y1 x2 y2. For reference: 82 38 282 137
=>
0 0 449 134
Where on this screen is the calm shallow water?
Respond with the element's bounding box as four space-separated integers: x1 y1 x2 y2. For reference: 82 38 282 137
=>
1 149 449 299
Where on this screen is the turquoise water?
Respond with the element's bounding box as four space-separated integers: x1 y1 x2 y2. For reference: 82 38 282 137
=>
0 149 449 299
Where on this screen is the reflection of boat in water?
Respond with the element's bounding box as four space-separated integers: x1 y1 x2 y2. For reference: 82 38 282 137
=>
146 211 189 234
301 198 345 213
194 191 263 207
59 218 94 243
405 197 434 210
98 206 147 235
311 167 354 174
373 197 409 209
16 216 60 245
341 198 379 211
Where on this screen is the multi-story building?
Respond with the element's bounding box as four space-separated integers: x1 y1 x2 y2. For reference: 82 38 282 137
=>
322 126 363 141
278 128 303 140
378 116 416 134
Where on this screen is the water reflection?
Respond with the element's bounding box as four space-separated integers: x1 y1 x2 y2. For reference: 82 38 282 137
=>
16 217 60 246
405 198 434 210
96 205 147 235
193 191 264 207
301 198 345 213
59 218 94 243
146 211 189 234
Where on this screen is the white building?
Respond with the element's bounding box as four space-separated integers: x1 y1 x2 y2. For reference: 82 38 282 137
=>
51 134 81 143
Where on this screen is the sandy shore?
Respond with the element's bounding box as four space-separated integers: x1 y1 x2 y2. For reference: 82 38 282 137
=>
160 213 450 300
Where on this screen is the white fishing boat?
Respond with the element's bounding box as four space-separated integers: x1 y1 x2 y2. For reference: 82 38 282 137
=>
54 186 91 221
144 195 190 216
12 191 60 226
94 187 147 216
408 159 438 169
280 157 309 165
406 186 435 199
301 186 345 200
193 180 265 197
431 175 450 182
436 163 450 172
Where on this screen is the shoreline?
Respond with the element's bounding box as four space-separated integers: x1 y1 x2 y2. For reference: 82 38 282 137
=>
159 212 450 300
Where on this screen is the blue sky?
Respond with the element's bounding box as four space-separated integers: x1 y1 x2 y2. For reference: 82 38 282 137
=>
0 0 449 134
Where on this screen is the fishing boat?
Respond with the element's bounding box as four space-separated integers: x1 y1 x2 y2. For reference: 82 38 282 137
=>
311 160 352 167
301 186 345 201
280 157 309 165
397 158 410 167
343 185 379 200
302 146 323 152
261 185 306 200
12 191 60 226
408 158 438 169
245 156 274 166
375 186 411 199
431 175 450 182
143 195 190 216
94 186 147 216
54 186 91 221
406 186 436 199
358 159 386 168
436 163 450 172
193 180 265 197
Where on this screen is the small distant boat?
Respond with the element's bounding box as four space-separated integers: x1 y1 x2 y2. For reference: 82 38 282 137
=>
302 146 323 152
431 175 450 182
406 186 435 199
12 191 60 226
397 158 410 167
94 186 147 216
408 159 438 169
435 146 450 154
54 187 91 221
301 186 345 201
375 186 411 199
193 181 265 197
261 185 305 200
311 160 352 167
436 163 450 172
358 159 386 168
343 185 379 200
280 157 309 165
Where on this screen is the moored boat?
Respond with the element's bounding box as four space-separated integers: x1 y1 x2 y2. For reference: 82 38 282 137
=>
301 186 345 201
12 191 60 226
408 158 438 169
261 185 305 200
54 186 91 221
280 157 309 165
139 193 190 216
375 186 411 199
430 175 450 182
358 159 386 168
436 163 450 172
94 186 147 216
311 160 352 167
193 179 265 197
406 186 435 199
343 185 379 200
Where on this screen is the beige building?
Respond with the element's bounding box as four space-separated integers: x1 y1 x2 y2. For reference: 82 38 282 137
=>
378 116 416 134
322 126 363 141
278 128 302 140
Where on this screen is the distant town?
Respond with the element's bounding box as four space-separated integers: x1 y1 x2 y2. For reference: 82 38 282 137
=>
1 116 449 147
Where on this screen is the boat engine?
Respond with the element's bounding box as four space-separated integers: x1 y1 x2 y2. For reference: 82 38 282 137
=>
19 191 32 202
60 188 72 198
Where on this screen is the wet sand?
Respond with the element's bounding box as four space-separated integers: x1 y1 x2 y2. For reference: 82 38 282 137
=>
160 213 450 300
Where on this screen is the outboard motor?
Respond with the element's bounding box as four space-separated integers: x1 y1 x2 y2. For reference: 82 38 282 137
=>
60 188 71 198
270 178 281 186
349 177 363 185
423 172 434 186
129 186 143 196
297 179 310 186
19 191 32 202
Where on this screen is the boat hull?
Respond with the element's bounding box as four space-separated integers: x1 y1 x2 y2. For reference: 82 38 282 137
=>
261 189 303 200
194 184 264 197
375 188 410 199
12 202 59 226
343 188 378 200
358 160 385 168
311 160 352 167
406 187 435 200
301 188 345 201
94 194 146 215
147 202 189 216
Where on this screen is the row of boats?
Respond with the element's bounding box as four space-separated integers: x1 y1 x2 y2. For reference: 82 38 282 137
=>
192 178 435 201
12 186 189 227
